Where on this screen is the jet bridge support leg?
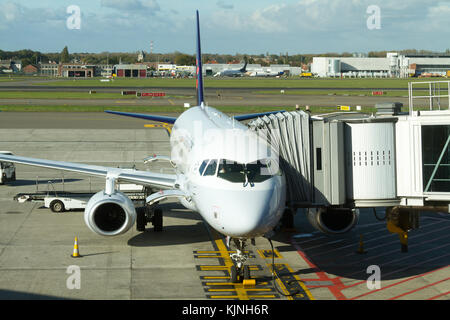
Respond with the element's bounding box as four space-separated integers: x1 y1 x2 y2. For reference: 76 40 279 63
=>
386 205 447 252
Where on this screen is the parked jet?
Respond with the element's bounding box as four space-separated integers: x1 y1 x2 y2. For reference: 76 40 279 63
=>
0 11 285 282
214 61 248 77
249 70 284 77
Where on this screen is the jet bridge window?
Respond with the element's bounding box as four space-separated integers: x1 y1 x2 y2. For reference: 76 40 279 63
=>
217 159 273 183
422 125 450 192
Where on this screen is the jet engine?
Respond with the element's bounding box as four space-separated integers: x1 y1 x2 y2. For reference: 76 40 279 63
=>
307 207 359 234
84 190 136 236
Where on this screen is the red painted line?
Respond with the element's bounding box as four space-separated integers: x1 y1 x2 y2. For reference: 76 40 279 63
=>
428 291 450 300
342 228 450 279
354 223 450 259
345 249 450 292
389 277 450 300
292 222 450 301
303 220 442 259
292 238 348 300
349 261 450 300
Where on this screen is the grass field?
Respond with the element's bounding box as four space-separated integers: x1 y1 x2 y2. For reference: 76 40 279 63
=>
0 91 192 100
31 77 440 89
0 75 53 82
0 105 289 113
254 89 447 97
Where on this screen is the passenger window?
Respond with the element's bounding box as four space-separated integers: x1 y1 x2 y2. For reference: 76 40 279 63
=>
203 159 218 176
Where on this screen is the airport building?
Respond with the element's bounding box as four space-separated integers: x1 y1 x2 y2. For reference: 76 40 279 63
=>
39 62 59 77
95 64 114 77
311 53 450 78
22 64 39 75
113 64 147 78
58 63 95 78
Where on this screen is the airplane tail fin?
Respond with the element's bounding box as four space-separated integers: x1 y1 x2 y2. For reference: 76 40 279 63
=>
240 61 247 72
195 10 204 107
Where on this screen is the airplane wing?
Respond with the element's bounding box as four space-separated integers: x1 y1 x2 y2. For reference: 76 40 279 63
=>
105 110 285 124
0 154 176 189
105 110 177 124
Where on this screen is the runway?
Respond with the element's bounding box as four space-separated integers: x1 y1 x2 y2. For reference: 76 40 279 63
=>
0 115 448 300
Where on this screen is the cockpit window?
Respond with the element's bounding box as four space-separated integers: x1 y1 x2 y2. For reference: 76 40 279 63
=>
204 159 218 176
217 159 274 184
199 159 218 176
199 160 208 175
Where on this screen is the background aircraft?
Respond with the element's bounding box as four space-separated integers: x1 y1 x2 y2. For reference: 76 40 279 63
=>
249 70 284 77
214 61 247 77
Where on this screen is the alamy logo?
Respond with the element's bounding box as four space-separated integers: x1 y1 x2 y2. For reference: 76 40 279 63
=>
366 5 381 30
66 265 81 290
66 5 81 30
366 265 381 290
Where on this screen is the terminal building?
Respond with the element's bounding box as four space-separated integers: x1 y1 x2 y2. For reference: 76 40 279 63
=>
311 53 450 78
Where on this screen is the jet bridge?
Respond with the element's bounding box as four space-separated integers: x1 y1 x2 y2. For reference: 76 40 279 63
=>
248 81 450 251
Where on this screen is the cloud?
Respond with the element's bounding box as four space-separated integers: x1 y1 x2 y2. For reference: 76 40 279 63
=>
100 0 160 12
0 2 67 26
217 1 234 10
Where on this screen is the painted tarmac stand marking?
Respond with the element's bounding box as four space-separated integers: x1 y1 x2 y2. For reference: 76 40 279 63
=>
196 229 278 300
196 228 314 300
292 216 450 300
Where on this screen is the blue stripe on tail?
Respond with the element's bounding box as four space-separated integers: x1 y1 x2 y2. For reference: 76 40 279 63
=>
196 10 204 107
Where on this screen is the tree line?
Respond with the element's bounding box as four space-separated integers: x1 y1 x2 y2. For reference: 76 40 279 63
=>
1 47 448 68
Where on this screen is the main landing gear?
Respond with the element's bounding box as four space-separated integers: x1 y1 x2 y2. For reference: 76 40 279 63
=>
136 206 163 232
229 238 251 283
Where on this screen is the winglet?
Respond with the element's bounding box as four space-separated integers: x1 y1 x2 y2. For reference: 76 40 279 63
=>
196 10 204 108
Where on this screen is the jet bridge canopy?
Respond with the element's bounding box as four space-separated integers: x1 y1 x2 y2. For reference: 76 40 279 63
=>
248 111 312 204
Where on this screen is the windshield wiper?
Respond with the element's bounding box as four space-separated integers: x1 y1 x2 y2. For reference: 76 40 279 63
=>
240 166 254 187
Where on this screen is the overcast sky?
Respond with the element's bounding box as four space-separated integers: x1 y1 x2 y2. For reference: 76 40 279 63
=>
1 0 449 54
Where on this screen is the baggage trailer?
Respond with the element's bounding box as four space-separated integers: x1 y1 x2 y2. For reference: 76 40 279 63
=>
14 181 148 213
248 81 450 252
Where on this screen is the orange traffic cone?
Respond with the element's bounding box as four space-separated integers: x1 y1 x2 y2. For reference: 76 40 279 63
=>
356 234 367 254
71 237 82 258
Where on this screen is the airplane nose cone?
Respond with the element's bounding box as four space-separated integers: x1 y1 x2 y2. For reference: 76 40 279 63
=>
216 181 285 238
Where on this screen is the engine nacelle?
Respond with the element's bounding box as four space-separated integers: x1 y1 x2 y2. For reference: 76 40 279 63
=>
84 190 136 236
307 207 359 234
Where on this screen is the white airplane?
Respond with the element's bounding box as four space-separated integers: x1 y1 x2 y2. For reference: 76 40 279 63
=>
249 70 284 77
0 11 286 281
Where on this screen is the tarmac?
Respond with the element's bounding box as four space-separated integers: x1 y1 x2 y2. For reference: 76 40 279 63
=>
0 114 448 300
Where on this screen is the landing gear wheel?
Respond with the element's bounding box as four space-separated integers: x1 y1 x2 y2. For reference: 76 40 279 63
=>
153 208 163 232
230 265 238 283
243 265 250 280
281 208 294 229
50 200 65 213
136 207 146 232
229 239 250 283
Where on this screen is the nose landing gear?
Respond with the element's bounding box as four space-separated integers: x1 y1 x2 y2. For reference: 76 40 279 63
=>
229 239 251 283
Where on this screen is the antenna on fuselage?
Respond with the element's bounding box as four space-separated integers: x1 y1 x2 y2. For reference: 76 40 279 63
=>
195 10 205 109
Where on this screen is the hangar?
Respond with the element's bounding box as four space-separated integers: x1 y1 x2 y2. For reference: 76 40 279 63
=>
113 64 147 78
